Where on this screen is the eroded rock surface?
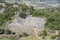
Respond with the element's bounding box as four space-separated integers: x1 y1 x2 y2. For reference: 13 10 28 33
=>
7 16 46 36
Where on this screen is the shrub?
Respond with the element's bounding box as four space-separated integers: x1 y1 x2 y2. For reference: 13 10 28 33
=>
19 12 26 19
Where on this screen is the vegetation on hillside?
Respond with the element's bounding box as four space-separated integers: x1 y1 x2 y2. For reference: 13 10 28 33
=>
0 2 60 40
31 8 60 30
0 4 19 29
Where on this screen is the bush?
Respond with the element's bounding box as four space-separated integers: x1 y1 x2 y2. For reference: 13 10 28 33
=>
19 12 27 19
0 29 4 34
42 30 47 36
19 33 28 38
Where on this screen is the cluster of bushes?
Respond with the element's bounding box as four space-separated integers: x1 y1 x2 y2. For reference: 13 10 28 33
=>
31 8 60 30
19 4 34 12
0 4 19 29
0 3 34 26
19 12 27 19
0 5 4 9
0 0 60 31
0 2 60 40
19 4 34 19
0 0 3 3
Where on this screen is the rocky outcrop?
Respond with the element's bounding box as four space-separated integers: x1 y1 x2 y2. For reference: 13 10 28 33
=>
6 16 46 36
